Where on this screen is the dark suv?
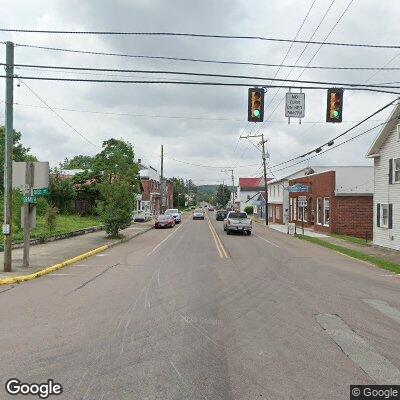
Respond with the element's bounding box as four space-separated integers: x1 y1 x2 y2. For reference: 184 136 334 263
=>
215 210 228 221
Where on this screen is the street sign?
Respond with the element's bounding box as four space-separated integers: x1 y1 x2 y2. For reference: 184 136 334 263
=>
32 187 49 197
288 184 310 193
23 196 37 204
285 92 305 118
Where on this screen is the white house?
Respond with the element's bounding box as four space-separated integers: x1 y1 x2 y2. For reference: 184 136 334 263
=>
237 177 264 212
367 103 400 251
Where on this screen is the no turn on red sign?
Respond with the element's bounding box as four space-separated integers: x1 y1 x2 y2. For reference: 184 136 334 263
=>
285 92 305 118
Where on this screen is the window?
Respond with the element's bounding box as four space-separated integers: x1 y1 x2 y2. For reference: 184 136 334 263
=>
323 198 330 226
293 198 297 220
395 158 400 182
397 123 400 140
277 186 280 196
276 206 280 220
381 204 389 228
290 198 293 221
316 198 322 225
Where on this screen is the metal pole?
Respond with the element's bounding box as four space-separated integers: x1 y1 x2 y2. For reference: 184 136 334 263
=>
302 206 304 236
160 145 164 213
22 162 33 267
3 42 14 272
261 134 269 226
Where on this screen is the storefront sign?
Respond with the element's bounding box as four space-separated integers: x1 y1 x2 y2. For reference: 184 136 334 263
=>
288 184 310 193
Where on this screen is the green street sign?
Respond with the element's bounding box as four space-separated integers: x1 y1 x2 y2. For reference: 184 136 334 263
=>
32 188 49 196
23 196 37 204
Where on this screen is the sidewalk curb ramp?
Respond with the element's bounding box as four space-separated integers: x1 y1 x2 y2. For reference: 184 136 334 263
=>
0 225 153 286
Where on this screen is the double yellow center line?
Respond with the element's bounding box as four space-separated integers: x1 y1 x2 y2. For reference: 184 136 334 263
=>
205 213 229 259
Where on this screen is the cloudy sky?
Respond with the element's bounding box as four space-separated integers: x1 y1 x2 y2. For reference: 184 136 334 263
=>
1 0 399 185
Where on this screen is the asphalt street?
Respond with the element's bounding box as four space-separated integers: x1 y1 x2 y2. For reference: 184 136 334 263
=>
1 211 400 399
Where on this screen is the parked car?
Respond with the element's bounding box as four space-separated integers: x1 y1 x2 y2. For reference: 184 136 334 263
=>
154 214 175 229
223 211 252 235
164 208 181 223
215 210 228 221
193 209 205 220
133 210 151 222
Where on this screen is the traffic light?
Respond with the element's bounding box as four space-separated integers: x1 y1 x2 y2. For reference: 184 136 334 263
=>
326 88 343 123
248 88 264 122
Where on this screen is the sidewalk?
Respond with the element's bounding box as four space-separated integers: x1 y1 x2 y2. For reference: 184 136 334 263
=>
0 221 154 280
252 218 328 238
253 217 400 267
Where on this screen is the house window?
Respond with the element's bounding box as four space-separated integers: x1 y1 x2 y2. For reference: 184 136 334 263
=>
323 198 330 226
293 198 297 220
316 198 322 225
381 204 389 228
395 158 400 182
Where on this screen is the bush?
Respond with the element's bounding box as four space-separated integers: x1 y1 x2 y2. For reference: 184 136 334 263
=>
36 197 49 216
12 189 23 232
244 206 254 215
45 206 58 232
48 173 75 214
96 181 135 238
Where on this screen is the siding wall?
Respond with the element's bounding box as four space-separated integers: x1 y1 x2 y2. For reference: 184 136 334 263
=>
373 125 400 251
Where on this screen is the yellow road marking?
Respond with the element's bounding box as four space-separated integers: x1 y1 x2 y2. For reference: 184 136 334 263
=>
205 213 229 258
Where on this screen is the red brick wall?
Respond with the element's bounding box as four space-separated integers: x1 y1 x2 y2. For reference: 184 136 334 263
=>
335 196 373 239
289 171 373 238
141 180 151 201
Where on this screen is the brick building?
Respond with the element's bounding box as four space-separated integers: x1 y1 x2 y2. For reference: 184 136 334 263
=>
138 161 173 216
288 167 374 238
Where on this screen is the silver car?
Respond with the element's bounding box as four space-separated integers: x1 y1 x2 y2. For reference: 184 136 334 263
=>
193 210 205 220
164 208 182 223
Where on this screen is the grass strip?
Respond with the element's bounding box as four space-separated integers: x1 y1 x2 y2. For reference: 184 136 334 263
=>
330 233 371 246
297 234 400 274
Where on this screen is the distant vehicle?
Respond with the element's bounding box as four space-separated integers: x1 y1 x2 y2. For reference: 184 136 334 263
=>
190 206 196 210
154 214 175 229
193 209 205 220
215 210 228 221
208 206 215 211
223 211 252 235
164 208 181 223
133 210 151 222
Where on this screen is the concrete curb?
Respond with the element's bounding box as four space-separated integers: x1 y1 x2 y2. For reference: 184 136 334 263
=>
0 225 105 252
0 225 154 286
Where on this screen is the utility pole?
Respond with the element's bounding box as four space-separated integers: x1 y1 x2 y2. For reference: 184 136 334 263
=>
4 42 14 272
240 133 269 225
221 169 235 208
160 145 164 213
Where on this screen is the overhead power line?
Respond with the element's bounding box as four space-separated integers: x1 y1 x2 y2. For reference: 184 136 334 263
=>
12 43 400 71
1 29 400 49
269 97 399 170
18 79 100 150
6 63 400 89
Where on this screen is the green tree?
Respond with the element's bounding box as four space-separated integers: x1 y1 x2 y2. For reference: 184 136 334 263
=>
94 139 139 237
244 206 254 215
61 155 94 170
96 181 135 238
215 184 231 208
171 177 186 208
48 169 76 214
93 138 138 186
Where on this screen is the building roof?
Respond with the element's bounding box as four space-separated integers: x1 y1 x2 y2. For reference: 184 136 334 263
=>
366 102 400 157
239 177 262 188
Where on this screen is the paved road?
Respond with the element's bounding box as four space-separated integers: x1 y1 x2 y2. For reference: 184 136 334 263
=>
1 211 400 399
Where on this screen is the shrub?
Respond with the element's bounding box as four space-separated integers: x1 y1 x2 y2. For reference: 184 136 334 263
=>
244 206 254 215
45 206 58 232
48 173 75 214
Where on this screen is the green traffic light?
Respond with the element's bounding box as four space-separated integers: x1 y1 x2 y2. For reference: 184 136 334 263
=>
333 110 339 118
253 109 260 118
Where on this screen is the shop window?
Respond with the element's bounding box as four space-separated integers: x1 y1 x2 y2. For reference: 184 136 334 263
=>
293 198 297 221
323 198 330 226
276 206 280 220
290 198 293 221
316 198 322 225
